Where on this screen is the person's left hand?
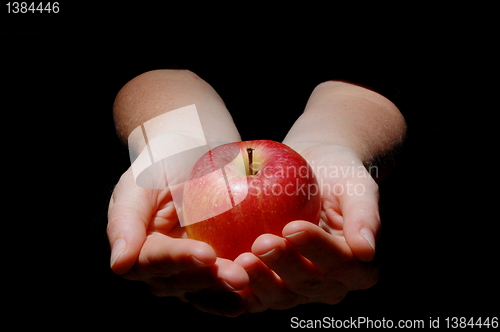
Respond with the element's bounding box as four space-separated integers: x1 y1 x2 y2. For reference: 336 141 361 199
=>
232 143 382 312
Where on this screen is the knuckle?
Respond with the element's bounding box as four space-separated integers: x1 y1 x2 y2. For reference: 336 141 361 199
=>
313 80 337 92
267 295 303 311
289 276 325 296
359 270 380 289
340 263 380 290
149 285 173 297
106 214 136 245
149 285 174 298
147 277 183 298
323 290 348 305
106 212 126 234
121 267 145 281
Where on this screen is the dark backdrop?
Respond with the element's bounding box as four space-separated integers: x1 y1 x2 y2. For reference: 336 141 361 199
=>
4 22 496 329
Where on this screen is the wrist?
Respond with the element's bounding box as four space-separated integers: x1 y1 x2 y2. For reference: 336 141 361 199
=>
285 141 394 183
283 141 360 162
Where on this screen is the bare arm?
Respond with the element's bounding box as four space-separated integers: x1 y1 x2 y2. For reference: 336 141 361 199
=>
283 81 406 176
113 69 241 152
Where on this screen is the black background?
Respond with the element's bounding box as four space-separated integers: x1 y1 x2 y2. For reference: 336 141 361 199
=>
3 6 496 330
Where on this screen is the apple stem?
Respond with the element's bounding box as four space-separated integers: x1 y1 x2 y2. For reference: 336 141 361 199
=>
247 148 254 176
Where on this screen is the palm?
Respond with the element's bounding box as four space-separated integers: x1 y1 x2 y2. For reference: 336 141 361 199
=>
299 143 377 237
145 188 187 239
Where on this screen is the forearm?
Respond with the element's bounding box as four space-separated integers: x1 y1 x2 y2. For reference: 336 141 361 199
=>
113 69 241 154
283 81 406 168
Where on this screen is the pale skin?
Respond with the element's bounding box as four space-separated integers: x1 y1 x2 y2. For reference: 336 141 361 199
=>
107 69 406 316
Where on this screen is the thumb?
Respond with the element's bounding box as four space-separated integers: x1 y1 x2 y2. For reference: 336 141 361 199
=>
107 168 157 275
340 178 380 262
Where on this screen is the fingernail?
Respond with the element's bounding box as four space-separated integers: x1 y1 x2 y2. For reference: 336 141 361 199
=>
257 247 280 263
221 279 238 291
110 239 127 268
284 231 309 246
190 255 208 268
360 228 375 252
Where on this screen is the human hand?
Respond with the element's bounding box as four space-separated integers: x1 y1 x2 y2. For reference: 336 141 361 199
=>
234 143 381 312
107 167 249 316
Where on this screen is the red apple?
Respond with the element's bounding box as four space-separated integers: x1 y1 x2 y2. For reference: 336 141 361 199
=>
182 140 321 260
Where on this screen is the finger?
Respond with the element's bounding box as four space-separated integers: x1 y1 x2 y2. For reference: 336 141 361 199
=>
251 234 326 299
146 266 219 297
142 257 248 299
107 168 161 275
236 287 268 313
282 220 354 274
283 221 379 290
340 178 380 262
234 252 303 310
123 232 217 280
213 257 250 291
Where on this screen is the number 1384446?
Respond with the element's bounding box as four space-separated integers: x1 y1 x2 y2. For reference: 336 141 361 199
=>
6 2 59 13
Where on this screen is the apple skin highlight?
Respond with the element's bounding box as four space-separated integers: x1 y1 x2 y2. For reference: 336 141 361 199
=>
183 140 321 260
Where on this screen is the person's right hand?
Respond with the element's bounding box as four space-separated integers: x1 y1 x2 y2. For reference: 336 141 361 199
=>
107 167 249 316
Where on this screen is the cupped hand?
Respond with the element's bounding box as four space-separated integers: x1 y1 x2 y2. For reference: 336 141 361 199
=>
107 167 249 316
234 143 381 312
